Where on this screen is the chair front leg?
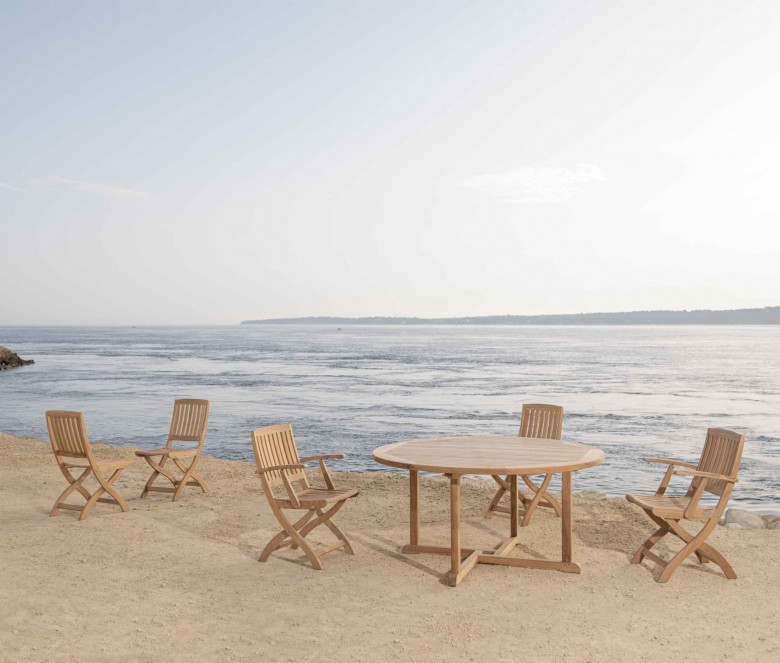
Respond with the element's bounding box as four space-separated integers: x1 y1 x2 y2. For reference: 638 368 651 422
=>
295 500 352 553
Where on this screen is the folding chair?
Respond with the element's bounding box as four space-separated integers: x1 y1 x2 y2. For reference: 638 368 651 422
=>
627 427 745 583
487 403 564 526
46 410 133 521
136 399 209 502
251 424 358 570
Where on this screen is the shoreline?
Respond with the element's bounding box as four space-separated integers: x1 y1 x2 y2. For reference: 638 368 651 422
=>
1 431 779 661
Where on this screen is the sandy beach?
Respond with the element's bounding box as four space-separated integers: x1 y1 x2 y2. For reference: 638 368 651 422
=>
1 431 778 662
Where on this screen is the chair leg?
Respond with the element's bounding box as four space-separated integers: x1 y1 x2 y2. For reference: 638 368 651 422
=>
81 468 128 521
658 518 720 583
521 473 554 527
664 518 735 580
266 510 316 554
263 507 323 570
486 475 509 518
296 501 353 554
170 456 208 502
631 525 669 564
140 455 178 498
270 509 323 571
51 467 92 516
521 474 563 518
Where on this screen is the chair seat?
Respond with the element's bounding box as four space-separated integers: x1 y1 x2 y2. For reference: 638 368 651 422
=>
63 458 134 472
135 447 198 458
276 487 359 509
626 493 713 518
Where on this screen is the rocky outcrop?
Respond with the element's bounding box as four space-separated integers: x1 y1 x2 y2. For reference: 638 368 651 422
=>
0 345 34 371
723 508 767 530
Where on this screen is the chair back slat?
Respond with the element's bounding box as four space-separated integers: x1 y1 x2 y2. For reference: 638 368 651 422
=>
251 424 306 489
46 411 91 458
168 399 209 446
694 428 744 496
519 404 563 440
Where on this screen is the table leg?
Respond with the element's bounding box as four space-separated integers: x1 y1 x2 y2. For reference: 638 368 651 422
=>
449 474 461 586
509 474 518 538
410 470 419 547
562 471 572 563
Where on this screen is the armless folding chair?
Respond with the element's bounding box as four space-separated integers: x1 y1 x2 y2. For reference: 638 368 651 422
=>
136 399 209 502
46 410 133 521
251 424 358 571
626 428 745 583
486 403 564 526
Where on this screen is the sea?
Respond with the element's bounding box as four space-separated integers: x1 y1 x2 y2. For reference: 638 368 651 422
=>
1 325 778 512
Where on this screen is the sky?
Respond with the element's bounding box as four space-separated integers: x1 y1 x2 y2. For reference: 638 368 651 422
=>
2 0 780 324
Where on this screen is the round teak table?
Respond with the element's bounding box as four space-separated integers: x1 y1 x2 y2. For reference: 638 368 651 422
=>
372 436 605 586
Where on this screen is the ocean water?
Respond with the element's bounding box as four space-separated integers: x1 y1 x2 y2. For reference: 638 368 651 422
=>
1 325 778 512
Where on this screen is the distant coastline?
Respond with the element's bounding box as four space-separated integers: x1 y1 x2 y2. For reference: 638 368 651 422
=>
241 306 780 326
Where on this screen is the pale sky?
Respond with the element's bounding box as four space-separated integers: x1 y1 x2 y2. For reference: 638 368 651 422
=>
2 0 780 324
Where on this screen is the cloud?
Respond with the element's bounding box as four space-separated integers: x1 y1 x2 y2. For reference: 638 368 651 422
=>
30 176 148 200
0 181 26 193
461 164 607 203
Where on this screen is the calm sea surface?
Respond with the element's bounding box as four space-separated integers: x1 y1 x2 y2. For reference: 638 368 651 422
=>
1 325 778 512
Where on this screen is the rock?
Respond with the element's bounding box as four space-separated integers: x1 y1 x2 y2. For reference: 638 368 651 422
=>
725 523 743 529
768 521 780 530
723 508 766 530
763 514 780 525
0 345 34 371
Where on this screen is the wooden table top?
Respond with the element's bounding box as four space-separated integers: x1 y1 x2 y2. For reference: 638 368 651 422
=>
372 436 605 475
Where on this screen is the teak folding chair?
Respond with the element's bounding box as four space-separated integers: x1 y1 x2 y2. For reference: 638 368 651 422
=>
136 399 210 502
46 410 133 521
251 424 358 570
487 403 564 526
626 427 745 583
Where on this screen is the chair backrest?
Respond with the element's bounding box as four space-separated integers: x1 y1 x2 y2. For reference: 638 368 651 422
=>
46 410 93 461
251 424 308 490
519 404 563 440
167 399 209 450
692 428 745 497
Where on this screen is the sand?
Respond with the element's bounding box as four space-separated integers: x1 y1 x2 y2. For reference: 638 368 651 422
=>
0 432 778 663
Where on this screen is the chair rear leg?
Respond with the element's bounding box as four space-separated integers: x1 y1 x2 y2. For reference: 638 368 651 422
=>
486 476 508 518
81 469 128 521
171 456 209 501
267 507 323 570
140 455 177 498
262 511 316 557
665 519 735 579
52 467 92 516
659 518 720 583
296 502 354 555
521 473 553 527
631 525 669 564
521 474 563 518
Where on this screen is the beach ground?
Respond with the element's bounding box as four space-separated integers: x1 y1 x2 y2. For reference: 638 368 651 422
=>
1 432 778 662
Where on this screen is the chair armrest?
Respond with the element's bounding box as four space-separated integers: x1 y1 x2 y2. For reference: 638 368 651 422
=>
256 463 308 475
644 458 698 469
674 469 737 483
299 454 346 462
300 455 345 490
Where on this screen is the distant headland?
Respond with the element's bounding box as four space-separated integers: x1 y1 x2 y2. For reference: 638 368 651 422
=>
241 306 780 326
